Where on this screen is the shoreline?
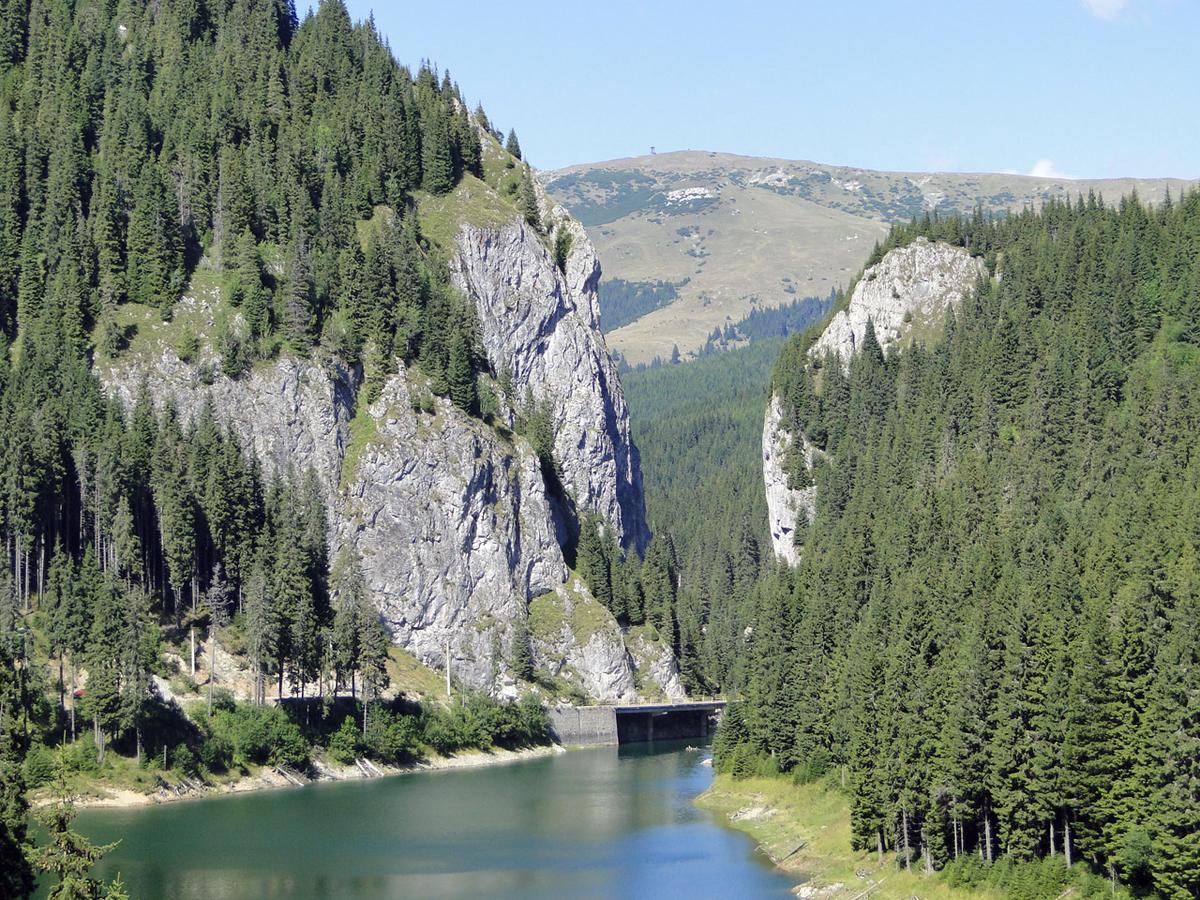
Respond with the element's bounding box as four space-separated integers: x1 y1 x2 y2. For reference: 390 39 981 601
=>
695 773 995 899
44 743 565 811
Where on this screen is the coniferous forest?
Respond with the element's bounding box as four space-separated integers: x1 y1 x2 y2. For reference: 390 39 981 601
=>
0 1 1196 898
717 193 1200 897
0 2 561 895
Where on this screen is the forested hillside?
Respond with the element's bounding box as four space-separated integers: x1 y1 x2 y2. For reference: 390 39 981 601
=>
0 2 555 893
615 340 781 691
720 192 1200 896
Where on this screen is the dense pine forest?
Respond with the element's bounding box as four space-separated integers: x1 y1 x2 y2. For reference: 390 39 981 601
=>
718 192 1200 897
0 1 560 895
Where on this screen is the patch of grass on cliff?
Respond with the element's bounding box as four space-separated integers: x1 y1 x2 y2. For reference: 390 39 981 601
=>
528 590 567 643
416 173 521 251
528 578 611 646
355 204 396 251
559 570 612 645
622 625 671 701
696 774 1004 900
340 400 383 488
92 267 238 370
386 646 449 702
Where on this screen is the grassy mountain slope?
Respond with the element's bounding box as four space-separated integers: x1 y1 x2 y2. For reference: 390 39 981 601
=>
547 150 1196 363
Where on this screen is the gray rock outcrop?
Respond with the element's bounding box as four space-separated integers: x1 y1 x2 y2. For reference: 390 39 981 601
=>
340 366 566 689
811 237 984 367
97 292 358 512
98 205 670 701
451 207 649 552
764 239 984 564
763 395 816 565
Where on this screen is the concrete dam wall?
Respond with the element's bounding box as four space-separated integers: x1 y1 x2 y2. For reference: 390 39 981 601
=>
547 702 724 746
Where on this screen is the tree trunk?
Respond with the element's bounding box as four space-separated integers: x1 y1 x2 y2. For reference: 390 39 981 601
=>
984 813 993 864
57 655 65 735
68 657 77 741
159 519 168 613
1050 819 1056 856
876 827 884 864
1065 815 1072 868
190 626 196 678
901 808 911 871
208 634 217 716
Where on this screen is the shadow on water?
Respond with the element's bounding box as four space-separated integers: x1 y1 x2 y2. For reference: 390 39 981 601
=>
61 738 796 899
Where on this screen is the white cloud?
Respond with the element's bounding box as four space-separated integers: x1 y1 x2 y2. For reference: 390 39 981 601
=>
1029 159 1074 179
1080 0 1128 19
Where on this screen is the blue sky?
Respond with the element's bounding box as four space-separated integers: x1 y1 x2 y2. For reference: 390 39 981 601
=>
339 0 1198 179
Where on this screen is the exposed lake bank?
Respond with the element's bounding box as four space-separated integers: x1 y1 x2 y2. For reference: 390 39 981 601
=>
34 743 563 810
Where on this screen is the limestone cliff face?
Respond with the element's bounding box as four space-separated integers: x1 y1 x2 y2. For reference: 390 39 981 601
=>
763 395 816 566
339 366 565 690
764 239 984 564
98 209 668 702
450 207 649 552
529 579 686 702
97 291 358 512
811 237 984 366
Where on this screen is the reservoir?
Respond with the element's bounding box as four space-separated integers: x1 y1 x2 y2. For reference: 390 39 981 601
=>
73 740 795 898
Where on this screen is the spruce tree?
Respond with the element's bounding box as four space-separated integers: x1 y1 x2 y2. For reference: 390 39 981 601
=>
505 129 522 160
518 166 540 231
446 325 476 413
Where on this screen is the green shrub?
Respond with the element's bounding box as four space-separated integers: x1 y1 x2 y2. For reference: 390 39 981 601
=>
172 742 199 776
711 702 750 773
64 738 100 775
363 708 419 764
420 707 465 755
212 705 308 768
553 229 573 274
514 694 550 746
198 731 233 774
218 327 250 378
22 745 56 788
790 749 832 785
941 855 1124 900
173 328 200 363
327 717 361 764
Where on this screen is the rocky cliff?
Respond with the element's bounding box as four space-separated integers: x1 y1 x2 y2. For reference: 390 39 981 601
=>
97 196 670 702
811 238 984 366
763 395 816 566
764 239 985 563
451 204 649 552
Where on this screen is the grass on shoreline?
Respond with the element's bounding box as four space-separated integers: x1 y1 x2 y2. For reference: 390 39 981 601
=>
696 773 1005 900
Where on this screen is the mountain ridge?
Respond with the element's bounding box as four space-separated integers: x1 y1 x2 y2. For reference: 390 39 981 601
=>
545 150 1197 363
